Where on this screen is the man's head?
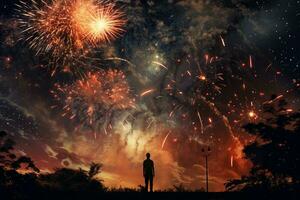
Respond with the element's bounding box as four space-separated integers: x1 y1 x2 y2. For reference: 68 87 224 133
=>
146 152 150 159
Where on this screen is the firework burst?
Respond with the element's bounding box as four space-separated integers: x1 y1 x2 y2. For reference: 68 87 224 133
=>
73 0 126 44
16 0 126 73
51 69 135 129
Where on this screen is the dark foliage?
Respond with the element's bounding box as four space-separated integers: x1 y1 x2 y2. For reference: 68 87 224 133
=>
38 167 105 192
108 184 205 192
0 130 39 172
225 96 300 192
0 130 107 199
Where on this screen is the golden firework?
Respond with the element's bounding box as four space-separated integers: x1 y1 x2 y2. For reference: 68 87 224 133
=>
16 0 126 69
73 0 126 44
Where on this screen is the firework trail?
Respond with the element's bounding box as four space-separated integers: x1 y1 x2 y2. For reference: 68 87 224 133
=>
152 61 168 70
220 35 226 47
140 89 156 97
197 111 204 134
161 131 171 149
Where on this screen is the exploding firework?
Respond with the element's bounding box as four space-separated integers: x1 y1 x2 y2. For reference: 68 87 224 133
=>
51 69 135 130
73 0 126 44
16 0 126 73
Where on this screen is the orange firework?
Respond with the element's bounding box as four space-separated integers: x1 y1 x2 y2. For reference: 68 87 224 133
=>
17 0 77 58
73 0 126 44
16 0 126 70
51 69 135 126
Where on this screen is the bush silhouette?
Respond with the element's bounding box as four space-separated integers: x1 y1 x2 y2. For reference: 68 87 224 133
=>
38 167 105 192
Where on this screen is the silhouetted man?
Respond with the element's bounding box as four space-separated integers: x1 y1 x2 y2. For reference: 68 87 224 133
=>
143 152 155 192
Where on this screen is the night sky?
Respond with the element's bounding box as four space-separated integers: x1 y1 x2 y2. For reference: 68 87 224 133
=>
0 0 300 191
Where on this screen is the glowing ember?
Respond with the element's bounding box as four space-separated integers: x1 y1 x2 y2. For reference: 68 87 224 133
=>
198 75 206 81
248 111 256 118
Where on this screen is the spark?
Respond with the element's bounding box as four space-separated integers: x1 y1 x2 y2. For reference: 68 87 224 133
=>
248 111 256 118
198 75 206 81
249 55 253 68
263 95 284 105
152 61 168 70
140 89 155 97
230 155 234 167
242 83 246 90
197 111 204 134
105 57 135 67
286 108 293 112
5 57 11 62
169 105 181 118
169 110 175 118
205 54 209 64
220 35 226 47
161 132 171 149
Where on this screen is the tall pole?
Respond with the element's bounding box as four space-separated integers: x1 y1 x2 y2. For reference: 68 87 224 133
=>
205 155 208 192
202 146 211 192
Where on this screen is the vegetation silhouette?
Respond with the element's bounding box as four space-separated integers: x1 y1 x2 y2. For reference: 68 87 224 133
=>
0 130 39 173
38 166 105 192
0 130 40 198
225 95 300 192
108 184 204 192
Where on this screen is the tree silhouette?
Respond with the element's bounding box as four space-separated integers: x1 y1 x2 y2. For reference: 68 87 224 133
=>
225 96 300 192
0 130 39 172
88 162 102 178
0 130 40 198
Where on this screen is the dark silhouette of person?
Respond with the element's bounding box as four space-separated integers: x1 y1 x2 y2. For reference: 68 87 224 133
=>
143 152 155 192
